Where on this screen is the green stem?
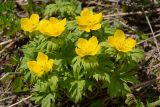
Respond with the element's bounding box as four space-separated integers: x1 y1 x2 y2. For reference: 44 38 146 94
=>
90 30 93 37
27 0 34 15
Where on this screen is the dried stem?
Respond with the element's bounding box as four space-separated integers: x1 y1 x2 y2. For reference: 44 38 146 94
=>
103 8 160 18
137 33 160 45
131 76 160 90
145 15 160 57
0 39 12 46
8 95 32 107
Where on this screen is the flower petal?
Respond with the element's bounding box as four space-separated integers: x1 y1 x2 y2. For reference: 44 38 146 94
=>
80 8 93 16
49 17 59 24
89 36 100 54
30 14 39 25
36 52 48 63
91 23 101 30
45 59 54 72
20 18 33 32
75 48 86 57
93 13 103 24
90 44 100 56
60 18 66 27
79 25 90 32
108 36 116 47
125 37 136 50
27 61 43 77
89 36 98 46
77 38 88 49
114 29 125 40
38 20 50 34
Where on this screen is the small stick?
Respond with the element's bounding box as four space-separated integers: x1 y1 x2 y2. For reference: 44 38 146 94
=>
0 39 12 46
137 33 160 45
0 72 21 81
0 73 10 81
0 96 15 102
131 76 160 90
145 15 160 57
0 91 12 94
0 41 15 54
103 8 160 18
118 20 136 32
0 35 24 54
8 95 32 107
149 63 160 71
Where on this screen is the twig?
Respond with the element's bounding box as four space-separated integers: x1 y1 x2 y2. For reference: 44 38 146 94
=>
8 95 32 107
103 8 160 18
89 1 111 7
0 73 10 81
0 39 12 46
0 91 12 94
131 76 160 90
118 20 136 32
0 41 15 54
137 33 160 45
145 15 160 57
0 72 21 81
148 63 160 71
0 96 16 102
0 35 24 54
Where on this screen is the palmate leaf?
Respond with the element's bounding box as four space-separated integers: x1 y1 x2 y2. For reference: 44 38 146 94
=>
128 48 144 62
31 93 56 107
118 57 139 84
93 71 110 83
68 79 85 103
49 76 59 92
44 4 58 17
44 0 81 18
41 93 56 107
31 76 58 106
120 71 139 84
107 72 131 97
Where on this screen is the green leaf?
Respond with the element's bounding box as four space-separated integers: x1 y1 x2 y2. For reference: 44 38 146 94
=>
120 72 139 84
41 94 56 107
33 95 44 104
86 81 94 92
129 48 144 62
44 0 81 19
82 56 99 71
33 81 49 92
44 4 58 17
49 76 59 92
69 79 85 103
102 21 117 35
93 71 110 83
11 55 20 65
136 99 145 107
107 73 131 97
137 31 149 40
12 77 23 93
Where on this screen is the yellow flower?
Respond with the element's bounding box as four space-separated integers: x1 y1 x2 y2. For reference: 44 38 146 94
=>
20 14 39 32
76 8 103 32
27 52 54 77
108 30 136 52
75 36 101 57
38 17 66 37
